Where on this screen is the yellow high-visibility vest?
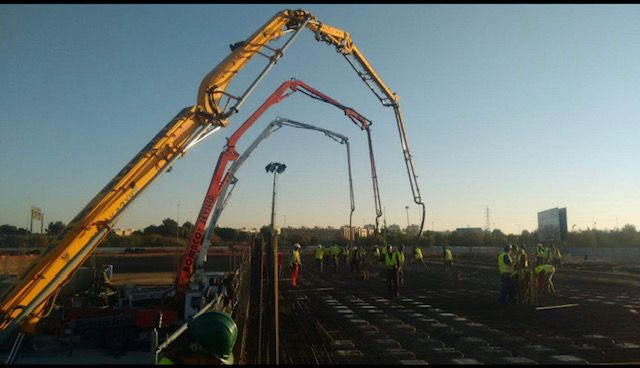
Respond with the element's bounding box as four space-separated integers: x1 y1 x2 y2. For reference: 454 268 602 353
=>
158 357 175 365
314 247 323 260
384 252 398 268
535 264 555 274
414 248 423 260
498 252 514 274
291 249 301 265
444 249 453 261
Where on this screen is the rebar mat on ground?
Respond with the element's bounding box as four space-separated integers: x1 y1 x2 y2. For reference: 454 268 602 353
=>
280 293 334 365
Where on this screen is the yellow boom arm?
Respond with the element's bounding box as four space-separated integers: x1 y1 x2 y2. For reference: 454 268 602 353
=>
0 9 424 339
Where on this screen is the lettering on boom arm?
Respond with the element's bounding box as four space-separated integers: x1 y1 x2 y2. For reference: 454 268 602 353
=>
181 194 216 273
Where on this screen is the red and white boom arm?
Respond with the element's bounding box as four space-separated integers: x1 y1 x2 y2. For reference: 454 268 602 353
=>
175 79 379 292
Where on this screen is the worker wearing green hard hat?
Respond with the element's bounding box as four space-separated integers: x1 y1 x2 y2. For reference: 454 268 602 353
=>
159 311 238 365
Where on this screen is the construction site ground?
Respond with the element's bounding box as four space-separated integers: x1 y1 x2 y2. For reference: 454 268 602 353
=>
279 253 640 365
4 251 640 364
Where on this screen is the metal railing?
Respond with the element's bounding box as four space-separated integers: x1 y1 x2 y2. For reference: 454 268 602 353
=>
153 245 253 364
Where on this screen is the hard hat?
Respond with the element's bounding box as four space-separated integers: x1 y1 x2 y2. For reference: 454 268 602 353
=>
187 311 238 365
537 243 543 248
294 243 301 249
317 244 323 248
504 244 512 252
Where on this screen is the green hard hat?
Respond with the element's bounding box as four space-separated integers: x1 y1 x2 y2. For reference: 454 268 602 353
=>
188 311 238 365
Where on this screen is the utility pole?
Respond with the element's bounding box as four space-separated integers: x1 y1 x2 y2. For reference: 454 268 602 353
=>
265 162 286 365
485 206 491 232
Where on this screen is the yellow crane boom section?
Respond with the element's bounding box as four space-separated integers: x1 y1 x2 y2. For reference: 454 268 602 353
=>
0 8 409 337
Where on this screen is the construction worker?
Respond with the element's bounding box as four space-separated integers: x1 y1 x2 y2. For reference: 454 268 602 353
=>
513 246 530 304
519 247 529 269
443 246 453 275
535 243 545 266
330 244 341 273
381 244 400 297
543 243 552 264
413 245 426 270
551 244 562 269
373 244 381 261
397 245 407 287
314 244 324 273
349 245 358 273
355 246 368 278
498 244 516 305
534 263 556 295
158 311 237 365
378 243 387 266
342 244 351 268
290 243 302 287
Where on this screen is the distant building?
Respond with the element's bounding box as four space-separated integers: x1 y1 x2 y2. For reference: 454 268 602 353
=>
538 207 568 242
406 224 420 234
285 226 341 243
357 227 368 238
388 224 401 232
363 224 376 237
113 228 134 236
455 227 483 234
341 225 354 240
341 225 371 239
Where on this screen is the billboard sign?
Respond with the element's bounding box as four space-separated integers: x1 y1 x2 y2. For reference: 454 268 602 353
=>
537 207 568 242
31 206 42 221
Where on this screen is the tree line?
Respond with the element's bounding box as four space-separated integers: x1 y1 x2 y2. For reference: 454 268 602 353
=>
0 219 253 249
278 225 640 249
1 221 639 249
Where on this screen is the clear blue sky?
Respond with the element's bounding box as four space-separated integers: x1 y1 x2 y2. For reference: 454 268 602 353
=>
1 4 638 234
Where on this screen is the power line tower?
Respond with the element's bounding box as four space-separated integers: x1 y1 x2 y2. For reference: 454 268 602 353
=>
485 206 491 232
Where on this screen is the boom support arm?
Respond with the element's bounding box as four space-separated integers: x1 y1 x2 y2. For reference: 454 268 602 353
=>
197 117 355 270
306 15 426 243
